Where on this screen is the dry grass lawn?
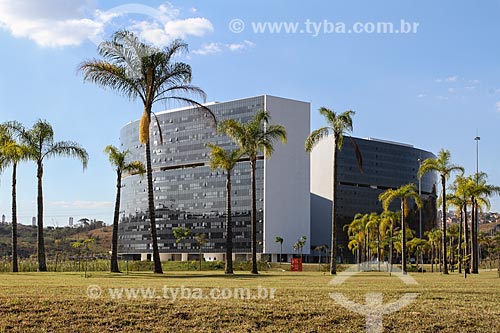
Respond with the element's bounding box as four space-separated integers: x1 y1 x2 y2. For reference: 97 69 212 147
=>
0 268 499 332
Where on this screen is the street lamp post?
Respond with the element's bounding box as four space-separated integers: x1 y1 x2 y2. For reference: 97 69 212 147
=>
474 135 480 273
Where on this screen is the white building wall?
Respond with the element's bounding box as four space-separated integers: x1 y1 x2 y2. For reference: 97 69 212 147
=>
263 95 311 255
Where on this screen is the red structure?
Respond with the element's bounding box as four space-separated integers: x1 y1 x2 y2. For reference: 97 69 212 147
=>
291 258 302 272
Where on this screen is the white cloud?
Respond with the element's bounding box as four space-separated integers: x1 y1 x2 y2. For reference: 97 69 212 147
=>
417 93 426 98
193 40 256 55
445 75 458 82
0 0 103 47
0 1 214 47
192 42 222 55
496 101 500 112
448 88 456 93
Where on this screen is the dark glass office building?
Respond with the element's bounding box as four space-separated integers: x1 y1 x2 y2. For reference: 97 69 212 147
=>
118 95 310 261
310 137 437 263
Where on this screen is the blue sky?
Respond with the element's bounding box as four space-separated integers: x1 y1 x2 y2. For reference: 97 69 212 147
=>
1 0 500 226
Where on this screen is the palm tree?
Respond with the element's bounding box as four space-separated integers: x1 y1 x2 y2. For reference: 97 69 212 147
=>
447 223 460 271
425 228 441 272
379 183 423 274
80 30 215 274
447 176 470 274
380 210 399 273
219 110 286 274
206 143 242 275
366 212 382 271
468 172 500 273
0 123 29 272
104 145 145 273
15 120 88 271
314 244 328 267
305 107 362 275
346 213 369 270
275 236 284 264
418 149 463 274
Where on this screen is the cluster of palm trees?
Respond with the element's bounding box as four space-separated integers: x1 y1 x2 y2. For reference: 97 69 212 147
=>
0 120 88 272
341 148 499 275
81 30 287 275
305 105 499 276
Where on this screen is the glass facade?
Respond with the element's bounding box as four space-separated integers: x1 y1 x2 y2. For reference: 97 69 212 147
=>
119 96 265 256
311 137 438 261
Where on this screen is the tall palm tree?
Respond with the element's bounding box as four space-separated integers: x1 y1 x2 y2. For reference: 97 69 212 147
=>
275 236 284 264
418 149 463 274
345 213 369 270
219 110 286 274
379 183 423 274
206 143 242 275
305 107 362 275
0 123 29 272
366 212 382 271
80 30 215 273
16 120 88 271
104 145 145 273
447 175 470 274
468 172 500 273
380 210 399 272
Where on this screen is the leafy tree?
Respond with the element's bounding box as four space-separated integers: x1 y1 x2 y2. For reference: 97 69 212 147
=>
13 120 88 271
305 107 362 274
104 145 145 273
418 149 463 274
379 183 423 274
275 236 284 264
206 143 242 274
220 110 286 274
80 30 215 274
195 233 207 271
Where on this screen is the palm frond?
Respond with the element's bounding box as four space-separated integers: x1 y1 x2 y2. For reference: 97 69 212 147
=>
44 141 89 170
304 127 330 152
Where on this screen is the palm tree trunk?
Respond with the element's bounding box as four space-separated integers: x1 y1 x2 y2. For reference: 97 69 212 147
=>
389 233 393 273
401 200 407 274
431 245 434 272
11 162 18 273
441 175 449 274
458 208 463 273
464 205 470 274
330 136 338 274
225 172 233 274
111 170 121 273
37 162 47 272
471 198 479 274
377 232 381 272
250 158 258 274
145 140 162 274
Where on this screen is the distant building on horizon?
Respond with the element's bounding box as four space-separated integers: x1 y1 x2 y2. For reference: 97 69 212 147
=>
69 217 74 227
32 217 36 227
1 214 5 224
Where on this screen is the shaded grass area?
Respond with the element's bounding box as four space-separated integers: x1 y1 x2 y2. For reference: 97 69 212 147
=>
0 270 499 332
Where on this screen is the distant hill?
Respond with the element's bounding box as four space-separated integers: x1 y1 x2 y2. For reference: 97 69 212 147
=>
0 222 112 259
